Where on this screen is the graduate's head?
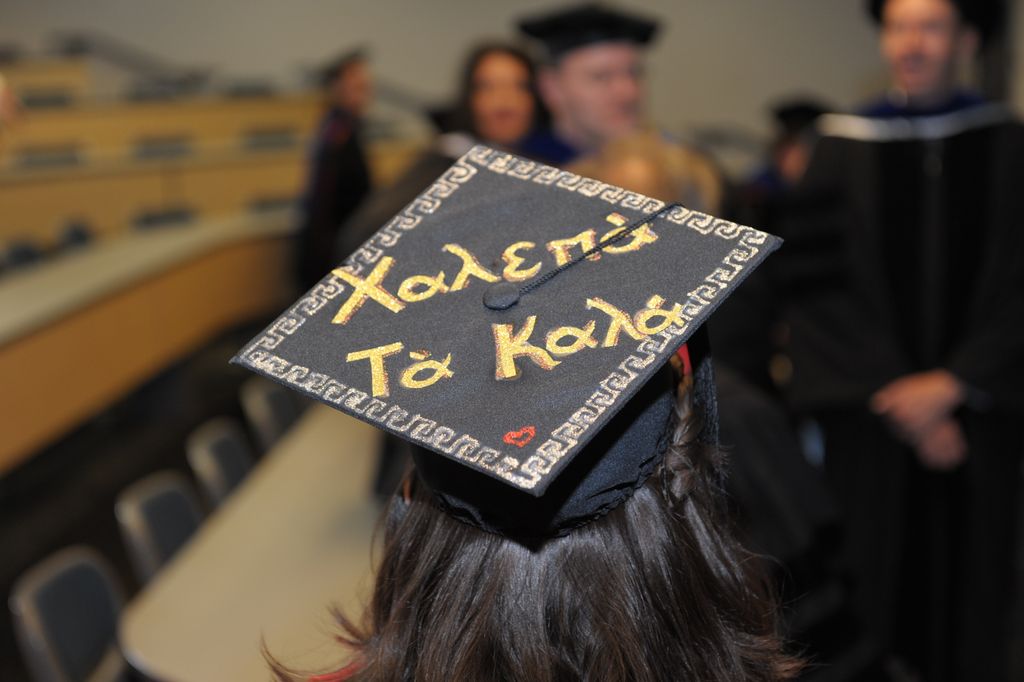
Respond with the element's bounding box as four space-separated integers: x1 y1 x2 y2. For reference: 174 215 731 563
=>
268 375 801 681
239 144 793 680
322 49 373 117
519 4 658 152
326 373 801 682
869 0 993 103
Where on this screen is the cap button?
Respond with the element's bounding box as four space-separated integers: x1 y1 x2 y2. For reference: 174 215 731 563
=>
483 282 521 310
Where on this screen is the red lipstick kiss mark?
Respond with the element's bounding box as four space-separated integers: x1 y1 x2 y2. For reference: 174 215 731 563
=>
503 425 536 448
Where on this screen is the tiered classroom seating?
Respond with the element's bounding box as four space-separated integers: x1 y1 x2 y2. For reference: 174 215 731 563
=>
1 54 91 107
1 55 424 247
0 89 322 246
0 53 425 473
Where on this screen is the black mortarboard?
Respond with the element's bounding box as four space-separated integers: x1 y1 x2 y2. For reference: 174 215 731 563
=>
233 145 779 537
867 0 1004 42
771 99 831 137
518 3 659 60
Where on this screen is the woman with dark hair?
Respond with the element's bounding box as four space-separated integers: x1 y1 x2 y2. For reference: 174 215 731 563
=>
438 42 546 150
314 374 798 681
335 42 543 262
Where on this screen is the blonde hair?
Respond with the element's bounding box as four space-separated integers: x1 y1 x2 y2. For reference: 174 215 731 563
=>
569 130 722 213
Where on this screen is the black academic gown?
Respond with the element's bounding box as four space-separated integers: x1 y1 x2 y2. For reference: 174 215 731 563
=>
778 103 1024 681
296 107 371 290
334 142 463 263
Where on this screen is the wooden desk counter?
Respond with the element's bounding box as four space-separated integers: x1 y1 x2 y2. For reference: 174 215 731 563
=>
0 211 296 474
0 146 306 243
1 57 91 102
120 404 380 682
0 92 321 161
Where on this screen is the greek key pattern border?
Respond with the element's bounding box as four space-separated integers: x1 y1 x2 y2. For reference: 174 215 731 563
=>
237 145 769 490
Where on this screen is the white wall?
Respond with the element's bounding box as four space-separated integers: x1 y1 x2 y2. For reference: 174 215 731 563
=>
6 0 1022 136
2 0 886 139
1012 0 1024 113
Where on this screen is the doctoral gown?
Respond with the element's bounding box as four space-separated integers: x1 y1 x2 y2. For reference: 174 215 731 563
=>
778 102 1024 681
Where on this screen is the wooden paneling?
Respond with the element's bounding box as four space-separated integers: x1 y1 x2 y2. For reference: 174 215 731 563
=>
0 235 293 474
1 58 91 102
172 153 305 216
0 94 322 163
0 139 426 245
0 166 169 243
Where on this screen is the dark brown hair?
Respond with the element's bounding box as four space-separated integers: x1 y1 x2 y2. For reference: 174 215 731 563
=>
441 42 548 140
273 386 801 681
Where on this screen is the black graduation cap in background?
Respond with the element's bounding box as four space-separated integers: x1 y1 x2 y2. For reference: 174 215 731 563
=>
772 99 831 138
866 0 1004 43
518 3 659 60
233 145 779 535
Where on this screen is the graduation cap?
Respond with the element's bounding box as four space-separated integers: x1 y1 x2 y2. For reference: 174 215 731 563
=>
867 0 1004 43
233 145 779 537
771 99 831 137
518 3 659 60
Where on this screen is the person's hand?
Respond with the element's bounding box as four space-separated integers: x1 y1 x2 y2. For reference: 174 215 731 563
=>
914 418 968 471
870 369 965 442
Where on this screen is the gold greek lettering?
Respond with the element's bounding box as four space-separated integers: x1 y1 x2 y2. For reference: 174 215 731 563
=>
600 223 659 254
587 297 646 347
544 321 599 356
397 271 449 302
546 229 599 265
331 257 405 325
443 244 501 291
346 342 404 397
606 212 627 227
400 353 454 390
501 241 542 282
634 295 685 335
492 316 560 380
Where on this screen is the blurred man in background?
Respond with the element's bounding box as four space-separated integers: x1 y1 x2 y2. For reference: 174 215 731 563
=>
516 3 720 213
517 3 651 166
296 49 373 290
780 0 1023 678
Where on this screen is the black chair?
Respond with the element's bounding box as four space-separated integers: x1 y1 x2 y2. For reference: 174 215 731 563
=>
57 221 94 252
242 127 297 151
132 207 194 230
133 136 192 160
186 417 254 507
4 239 45 269
19 91 75 109
115 471 204 584
240 377 304 451
248 196 297 214
223 80 276 98
16 145 81 169
9 546 127 682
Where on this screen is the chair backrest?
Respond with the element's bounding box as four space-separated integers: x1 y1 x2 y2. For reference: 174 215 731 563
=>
115 471 204 584
5 239 46 269
186 417 254 507
9 545 126 682
57 221 94 252
240 377 303 451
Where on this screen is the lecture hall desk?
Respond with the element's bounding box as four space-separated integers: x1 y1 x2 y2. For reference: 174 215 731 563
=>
119 402 380 681
0 211 295 475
